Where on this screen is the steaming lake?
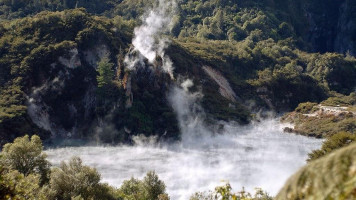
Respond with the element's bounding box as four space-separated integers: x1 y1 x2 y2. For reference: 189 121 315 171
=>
46 119 322 200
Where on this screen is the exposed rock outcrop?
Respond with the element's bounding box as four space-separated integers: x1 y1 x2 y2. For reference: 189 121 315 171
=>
202 66 239 102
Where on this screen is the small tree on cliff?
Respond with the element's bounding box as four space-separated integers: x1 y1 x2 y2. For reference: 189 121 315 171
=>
97 56 115 88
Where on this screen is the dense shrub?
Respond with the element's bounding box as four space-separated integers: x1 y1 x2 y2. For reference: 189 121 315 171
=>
0 135 50 185
45 157 117 200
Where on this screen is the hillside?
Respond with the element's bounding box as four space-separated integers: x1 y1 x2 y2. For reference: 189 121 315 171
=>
1 0 356 55
1 1 356 199
0 1 356 145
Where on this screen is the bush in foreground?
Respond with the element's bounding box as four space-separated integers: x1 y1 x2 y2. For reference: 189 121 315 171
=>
190 183 272 200
276 143 356 199
0 135 168 200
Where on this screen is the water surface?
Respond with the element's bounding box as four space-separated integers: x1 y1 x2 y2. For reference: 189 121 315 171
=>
46 120 321 200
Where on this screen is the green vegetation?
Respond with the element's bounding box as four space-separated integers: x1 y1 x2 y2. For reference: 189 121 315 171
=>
308 132 356 162
294 102 318 114
0 0 355 144
276 143 356 200
97 56 115 88
283 93 356 162
1 135 278 200
0 0 355 199
0 135 168 200
190 183 272 200
1 135 50 185
45 157 117 200
282 93 356 138
0 8 134 145
119 171 169 200
322 92 356 107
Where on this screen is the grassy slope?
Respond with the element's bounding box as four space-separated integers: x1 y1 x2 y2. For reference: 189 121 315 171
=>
276 142 356 200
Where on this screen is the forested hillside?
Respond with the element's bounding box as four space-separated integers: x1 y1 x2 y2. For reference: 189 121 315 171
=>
1 0 356 199
1 0 356 55
0 0 356 145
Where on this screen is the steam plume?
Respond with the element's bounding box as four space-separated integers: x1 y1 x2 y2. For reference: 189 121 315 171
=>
124 0 176 79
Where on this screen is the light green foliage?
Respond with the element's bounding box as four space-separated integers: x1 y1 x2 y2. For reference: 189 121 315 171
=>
190 183 272 200
0 136 170 200
0 85 26 123
1 135 50 185
143 171 167 200
321 92 356 106
282 93 356 138
276 143 356 200
119 177 144 199
119 171 168 200
308 132 356 161
45 157 117 200
0 168 46 200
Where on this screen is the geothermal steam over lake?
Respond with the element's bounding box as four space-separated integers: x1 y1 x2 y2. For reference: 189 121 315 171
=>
45 1 322 199
46 119 321 200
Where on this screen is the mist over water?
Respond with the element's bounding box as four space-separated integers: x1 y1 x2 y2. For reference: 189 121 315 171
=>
45 1 322 199
46 86 322 199
46 118 321 199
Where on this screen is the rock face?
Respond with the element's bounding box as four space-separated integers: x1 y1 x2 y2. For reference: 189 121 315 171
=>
334 0 356 56
202 66 239 102
301 0 356 55
276 143 356 200
26 46 100 139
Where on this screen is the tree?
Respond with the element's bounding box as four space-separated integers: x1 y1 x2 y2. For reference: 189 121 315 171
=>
1 135 50 185
0 168 46 200
97 56 115 88
119 171 168 200
46 157 117 200
142 171 167 200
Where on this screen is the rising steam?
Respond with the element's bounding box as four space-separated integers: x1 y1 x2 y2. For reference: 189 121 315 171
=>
45 1 323 199
47 79 322 199
124 0 176 79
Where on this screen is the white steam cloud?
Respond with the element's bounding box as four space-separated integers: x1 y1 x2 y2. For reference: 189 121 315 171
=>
45 1 322 199
124 0 176 79
46 81 322 199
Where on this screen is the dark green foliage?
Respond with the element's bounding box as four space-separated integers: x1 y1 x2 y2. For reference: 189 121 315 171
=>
0 0 355 145
0 9 132 144
95 55 124 118
0 0 122 19
97 56 115 88
295 102 318 114
305 53 356 94
308 132 356 161
113 68 180 141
